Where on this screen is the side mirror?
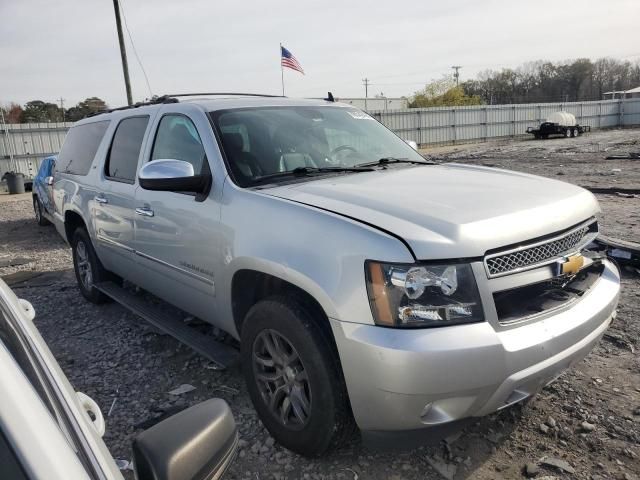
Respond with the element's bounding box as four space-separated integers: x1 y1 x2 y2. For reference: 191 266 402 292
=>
45 176 54 186
405 140 419 150
139 159 209 192
133 399 238 480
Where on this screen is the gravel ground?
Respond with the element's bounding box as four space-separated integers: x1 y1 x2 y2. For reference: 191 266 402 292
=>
1 128 639 479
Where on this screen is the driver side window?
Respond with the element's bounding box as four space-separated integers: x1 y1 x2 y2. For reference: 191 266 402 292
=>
150 115 206 173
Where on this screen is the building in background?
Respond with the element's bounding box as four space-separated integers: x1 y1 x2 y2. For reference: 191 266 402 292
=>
603 86 640 100
336 97 409 111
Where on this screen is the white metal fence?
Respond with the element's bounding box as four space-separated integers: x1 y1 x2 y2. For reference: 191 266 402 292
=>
1 122 73 180
369 98 640 146
2 99 640 180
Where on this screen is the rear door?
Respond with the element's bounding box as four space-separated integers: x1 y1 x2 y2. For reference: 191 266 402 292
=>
133 107 221 323
94 115 152 281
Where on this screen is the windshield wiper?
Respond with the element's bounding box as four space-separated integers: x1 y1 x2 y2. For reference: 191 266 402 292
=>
251 166 374 184
355 157 435 167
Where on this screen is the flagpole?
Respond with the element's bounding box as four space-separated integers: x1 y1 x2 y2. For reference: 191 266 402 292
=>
280 43 285 96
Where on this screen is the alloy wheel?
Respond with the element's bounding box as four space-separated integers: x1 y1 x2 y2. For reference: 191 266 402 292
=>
252 329 311 429
75 240 93 289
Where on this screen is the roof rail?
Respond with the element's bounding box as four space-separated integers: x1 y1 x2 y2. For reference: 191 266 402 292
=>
166 92 285 99
87 95 178 117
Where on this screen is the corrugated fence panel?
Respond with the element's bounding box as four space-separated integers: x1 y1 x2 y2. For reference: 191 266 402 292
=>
622 99 640 126
372 99 640 146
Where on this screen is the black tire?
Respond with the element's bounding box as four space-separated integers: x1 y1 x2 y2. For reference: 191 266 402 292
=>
571 128 577 137
33 196 49 226
71 228 110 304
564 128 570 138
241 296 355 456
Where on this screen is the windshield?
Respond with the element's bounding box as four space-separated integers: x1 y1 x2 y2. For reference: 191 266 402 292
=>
210 106 426 186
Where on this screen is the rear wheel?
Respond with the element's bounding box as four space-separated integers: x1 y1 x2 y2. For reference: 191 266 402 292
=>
241 296 355 456
33 196 49 226
564 128 571 137
71 228 110 304
571 128 577 137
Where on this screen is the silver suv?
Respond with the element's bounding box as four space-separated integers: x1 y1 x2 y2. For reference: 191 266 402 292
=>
52 94 620 456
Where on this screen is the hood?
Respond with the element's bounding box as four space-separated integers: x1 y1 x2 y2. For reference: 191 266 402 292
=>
262 163 599 259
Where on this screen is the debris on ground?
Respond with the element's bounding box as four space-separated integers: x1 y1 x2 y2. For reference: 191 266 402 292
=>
605 152 640 160
539 456 575 474
168 384 197 395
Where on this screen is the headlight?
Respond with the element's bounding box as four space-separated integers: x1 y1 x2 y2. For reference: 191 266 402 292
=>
365 261 484 328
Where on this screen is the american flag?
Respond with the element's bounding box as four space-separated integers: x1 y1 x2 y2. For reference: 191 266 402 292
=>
281 46 304 75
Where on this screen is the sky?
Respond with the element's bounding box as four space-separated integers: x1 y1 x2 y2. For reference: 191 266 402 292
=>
1 0 639 109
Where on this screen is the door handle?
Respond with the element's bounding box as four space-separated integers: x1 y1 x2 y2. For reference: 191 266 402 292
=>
94 195 108 204
135 207 154 217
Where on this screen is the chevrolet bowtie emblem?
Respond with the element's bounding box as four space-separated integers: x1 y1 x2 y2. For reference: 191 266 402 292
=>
557 253 584 276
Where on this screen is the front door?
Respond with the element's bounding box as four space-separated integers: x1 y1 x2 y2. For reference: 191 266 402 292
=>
133 111 220 323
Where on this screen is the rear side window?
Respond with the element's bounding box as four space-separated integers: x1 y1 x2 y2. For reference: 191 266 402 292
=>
151 115 206 174
105 116 149 182
55 121 109 176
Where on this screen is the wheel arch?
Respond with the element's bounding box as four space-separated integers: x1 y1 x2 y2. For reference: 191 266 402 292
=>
64 210 88 244
229 264 338 339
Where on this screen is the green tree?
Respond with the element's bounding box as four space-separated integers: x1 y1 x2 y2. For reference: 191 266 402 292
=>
409 76 483 108
66 97 108 122
21 100 63 123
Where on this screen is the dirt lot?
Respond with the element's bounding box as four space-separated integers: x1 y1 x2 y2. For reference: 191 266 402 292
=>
1 128 639 480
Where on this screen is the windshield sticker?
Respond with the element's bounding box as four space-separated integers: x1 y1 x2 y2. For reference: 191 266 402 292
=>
347 110 374 120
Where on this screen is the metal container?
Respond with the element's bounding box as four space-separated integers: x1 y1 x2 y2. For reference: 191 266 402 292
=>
6 172 25 194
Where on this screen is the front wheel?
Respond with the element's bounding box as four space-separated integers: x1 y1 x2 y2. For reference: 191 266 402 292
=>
241 297 355 456
71 228 110 304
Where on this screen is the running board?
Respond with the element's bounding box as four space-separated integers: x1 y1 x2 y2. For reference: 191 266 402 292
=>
95 281 239 369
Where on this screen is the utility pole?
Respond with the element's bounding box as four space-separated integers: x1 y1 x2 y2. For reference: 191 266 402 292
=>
362 78 370 111
58 97 65 122
451 66 462 87
112 0 133 106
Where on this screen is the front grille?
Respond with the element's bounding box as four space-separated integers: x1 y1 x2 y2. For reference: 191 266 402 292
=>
484 219 598 278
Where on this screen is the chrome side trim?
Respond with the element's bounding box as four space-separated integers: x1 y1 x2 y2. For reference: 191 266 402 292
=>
135 250 214 286
96 234 135 252
483 218 598 278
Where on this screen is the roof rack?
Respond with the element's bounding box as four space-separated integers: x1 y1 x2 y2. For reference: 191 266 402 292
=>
166 92 285 99
87 91 333 118
87 95 178 117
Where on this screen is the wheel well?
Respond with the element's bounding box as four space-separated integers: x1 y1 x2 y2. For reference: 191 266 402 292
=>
232 270 330 337
64 211 86 243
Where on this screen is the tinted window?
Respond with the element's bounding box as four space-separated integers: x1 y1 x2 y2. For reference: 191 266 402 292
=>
151 115 206 173
106 116 149 182
55 121 109 176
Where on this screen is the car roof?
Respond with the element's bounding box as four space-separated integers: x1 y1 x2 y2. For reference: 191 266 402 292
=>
73 95 351 127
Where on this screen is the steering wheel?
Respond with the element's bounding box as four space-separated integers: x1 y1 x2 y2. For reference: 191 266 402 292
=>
329 145 358 157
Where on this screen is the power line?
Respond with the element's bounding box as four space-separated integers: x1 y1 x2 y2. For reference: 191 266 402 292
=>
452 66 462 86
58 97 65 122
362 78 370 110
118 0 153 99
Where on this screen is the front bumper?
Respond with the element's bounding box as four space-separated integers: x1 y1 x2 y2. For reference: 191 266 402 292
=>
330 259 620 433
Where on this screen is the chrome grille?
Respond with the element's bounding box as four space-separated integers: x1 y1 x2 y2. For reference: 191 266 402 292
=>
484 220 597 278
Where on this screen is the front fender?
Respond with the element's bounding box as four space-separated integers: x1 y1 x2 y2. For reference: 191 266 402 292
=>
217 182 414 337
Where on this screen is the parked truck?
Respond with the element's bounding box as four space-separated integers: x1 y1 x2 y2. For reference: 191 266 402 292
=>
527 111 591 139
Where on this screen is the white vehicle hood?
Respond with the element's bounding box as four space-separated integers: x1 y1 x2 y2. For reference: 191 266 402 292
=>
262 163 599 259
